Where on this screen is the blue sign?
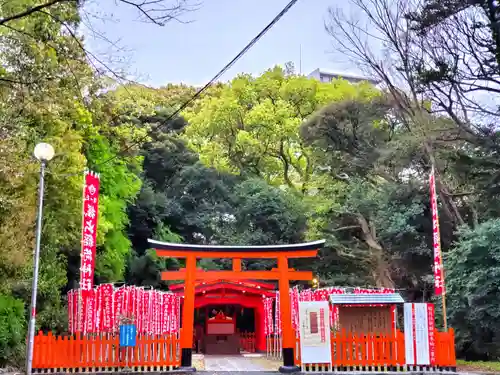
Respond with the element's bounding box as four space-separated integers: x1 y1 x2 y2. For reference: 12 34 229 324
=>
119 325 136 347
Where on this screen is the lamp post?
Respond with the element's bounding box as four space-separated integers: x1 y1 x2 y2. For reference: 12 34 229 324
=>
26 143 55 375
312 277 319 289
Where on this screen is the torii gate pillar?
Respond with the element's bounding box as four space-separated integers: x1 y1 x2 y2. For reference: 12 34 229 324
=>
278 255 295 369
181 254 197 366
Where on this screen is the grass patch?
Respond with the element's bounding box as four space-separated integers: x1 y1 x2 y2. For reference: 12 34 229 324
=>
457 360 500 372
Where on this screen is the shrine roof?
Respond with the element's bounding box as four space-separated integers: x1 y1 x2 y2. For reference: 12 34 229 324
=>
169 279 275 291
169 279 276 297
148 239 325 253
330 293 404 304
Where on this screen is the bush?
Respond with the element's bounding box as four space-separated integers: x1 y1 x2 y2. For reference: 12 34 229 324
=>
447 219 500 360
0 294 26 367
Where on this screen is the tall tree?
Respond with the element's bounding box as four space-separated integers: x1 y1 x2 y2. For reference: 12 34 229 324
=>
301 96 434 289
182 66 380 193
324 0 500 229
446 219 500 359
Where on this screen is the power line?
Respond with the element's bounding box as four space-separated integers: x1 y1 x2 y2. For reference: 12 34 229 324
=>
55 0 299 177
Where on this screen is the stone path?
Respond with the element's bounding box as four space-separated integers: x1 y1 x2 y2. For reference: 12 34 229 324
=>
204 355 278 371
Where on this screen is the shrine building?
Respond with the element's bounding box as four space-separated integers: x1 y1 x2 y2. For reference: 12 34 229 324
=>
169 279 275 354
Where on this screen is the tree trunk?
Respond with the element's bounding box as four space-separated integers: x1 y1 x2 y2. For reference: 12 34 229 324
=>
356 214 395 288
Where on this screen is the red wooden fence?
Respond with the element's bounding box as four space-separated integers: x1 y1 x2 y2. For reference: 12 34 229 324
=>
240 332 256 353
294 329 456 372
32 331 179 372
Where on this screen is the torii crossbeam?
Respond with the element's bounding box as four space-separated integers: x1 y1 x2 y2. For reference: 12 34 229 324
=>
149 239 325 373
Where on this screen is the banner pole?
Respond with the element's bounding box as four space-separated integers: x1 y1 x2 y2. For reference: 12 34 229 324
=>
430 165 448 331
440 250 448 331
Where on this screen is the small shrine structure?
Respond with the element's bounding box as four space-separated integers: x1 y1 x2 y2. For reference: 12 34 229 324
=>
169 279 275 352
330 292 404 333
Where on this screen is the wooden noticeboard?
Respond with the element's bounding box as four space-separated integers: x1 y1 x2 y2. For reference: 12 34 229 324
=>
338 306 392 333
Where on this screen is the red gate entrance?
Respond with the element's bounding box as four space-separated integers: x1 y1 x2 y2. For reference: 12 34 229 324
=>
149 239 325 373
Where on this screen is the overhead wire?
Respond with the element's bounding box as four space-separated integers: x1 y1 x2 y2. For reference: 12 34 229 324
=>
52 0 300 177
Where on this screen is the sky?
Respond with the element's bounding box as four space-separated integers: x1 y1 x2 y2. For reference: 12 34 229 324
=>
83 0 361 87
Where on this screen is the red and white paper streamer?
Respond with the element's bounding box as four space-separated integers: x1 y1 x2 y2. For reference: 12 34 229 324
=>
67 285 180 334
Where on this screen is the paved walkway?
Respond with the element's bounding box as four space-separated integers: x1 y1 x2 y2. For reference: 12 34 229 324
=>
204 355 278 371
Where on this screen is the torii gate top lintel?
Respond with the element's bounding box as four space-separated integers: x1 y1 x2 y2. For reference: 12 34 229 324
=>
149 239 325 259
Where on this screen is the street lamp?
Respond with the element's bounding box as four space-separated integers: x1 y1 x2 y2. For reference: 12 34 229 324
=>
26 143 55 375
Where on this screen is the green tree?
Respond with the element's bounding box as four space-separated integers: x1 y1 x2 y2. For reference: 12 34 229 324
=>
215 178 307 246
300 94 441 290
446 219 500 360
0 0 198 334
0 0 93 331
182 66 380 193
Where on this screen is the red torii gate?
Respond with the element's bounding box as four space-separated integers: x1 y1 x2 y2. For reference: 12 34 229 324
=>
149 239 325 373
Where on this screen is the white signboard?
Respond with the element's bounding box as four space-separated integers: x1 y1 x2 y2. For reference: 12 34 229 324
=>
404 303 415 364
415 303 430 365
298 301 332 364
404 303 431 365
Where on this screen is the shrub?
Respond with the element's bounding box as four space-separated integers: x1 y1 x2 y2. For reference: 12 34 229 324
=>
0 294 26 367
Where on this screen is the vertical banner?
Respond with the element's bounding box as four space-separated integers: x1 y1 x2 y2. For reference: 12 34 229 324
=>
95 285 102 332
75 290 82 333
275 292 282 334
174 295 181 332
136 288 143 333
159 292 164 335
161 293 169 334
298 301 332 364
300 289 313 302
152 290 158 335
83 288 96 334
267 298 274 335
68 290 74 334
415 303 430 365
79 171 100 292
329 288 344 329
166 293 172 334
82 290 88 334
129 287 137 323
404 303 415 365
142 290 150 334
427 304 437 366
158 292 163 335
263 297 274 335
290 288 299 332
115 287 125 332
405 303 433 366
122 287 129 319
101 284 113 332
429 167 444 295
263 297 269 336
167 294 173 334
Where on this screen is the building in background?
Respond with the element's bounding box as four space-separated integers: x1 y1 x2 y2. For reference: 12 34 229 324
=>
307 68 380 86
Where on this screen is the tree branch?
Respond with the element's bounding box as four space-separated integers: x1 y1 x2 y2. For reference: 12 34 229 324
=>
325 225 362 233
0 0 71 26
117 0 199 26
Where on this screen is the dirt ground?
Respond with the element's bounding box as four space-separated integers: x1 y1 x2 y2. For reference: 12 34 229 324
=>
457 360 500 373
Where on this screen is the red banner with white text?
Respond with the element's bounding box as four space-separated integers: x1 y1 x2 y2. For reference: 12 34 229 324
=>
427 303 437 365
429 167 445 295
80 171 100 291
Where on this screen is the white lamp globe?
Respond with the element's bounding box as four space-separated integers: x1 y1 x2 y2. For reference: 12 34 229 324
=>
34 143 55 162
